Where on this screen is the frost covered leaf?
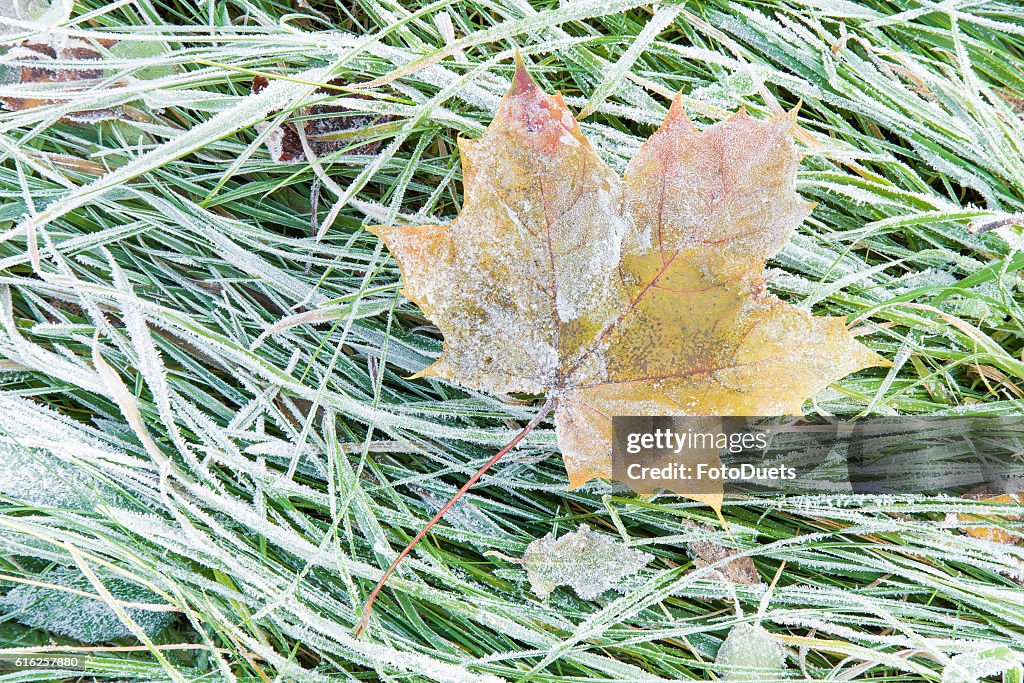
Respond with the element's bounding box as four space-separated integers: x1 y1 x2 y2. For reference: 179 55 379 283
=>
714 623 786 681
0 567 174 643
1 16 172 121
691 537 760 584
0 395 124 511
515 524 652 599
370 57 887 510
252 76 389 162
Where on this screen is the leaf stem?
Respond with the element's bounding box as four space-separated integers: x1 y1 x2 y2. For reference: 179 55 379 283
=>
354 395 556 637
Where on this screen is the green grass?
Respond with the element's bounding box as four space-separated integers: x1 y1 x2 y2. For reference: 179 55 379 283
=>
1 0 1024 681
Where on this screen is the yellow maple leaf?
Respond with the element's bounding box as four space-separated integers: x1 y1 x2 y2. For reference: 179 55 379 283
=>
369 57 887 513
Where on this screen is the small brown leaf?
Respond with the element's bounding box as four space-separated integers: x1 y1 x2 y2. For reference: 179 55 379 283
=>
691 538 761 584
681 516 760 584
0 35 146 122
252 77 389 161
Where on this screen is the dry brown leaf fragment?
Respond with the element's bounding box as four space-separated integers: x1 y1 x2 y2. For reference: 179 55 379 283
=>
679 516 759 584
1 29 173 122
370 57 888 511
252 76 389 161
1 38 121 120
691 537 761 584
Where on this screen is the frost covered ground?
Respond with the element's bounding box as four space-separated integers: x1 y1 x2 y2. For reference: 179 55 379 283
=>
1 0 1024 681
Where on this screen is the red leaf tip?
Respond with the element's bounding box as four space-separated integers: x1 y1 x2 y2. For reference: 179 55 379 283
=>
511 51 538 95
659 93 694 132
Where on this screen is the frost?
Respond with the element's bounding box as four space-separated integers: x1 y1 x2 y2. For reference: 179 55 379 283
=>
894 267 957 292
689 72 758 110
0 528 66 563
714 622 787 681
514 525 652 600
0 566 175 643
411 484 502 541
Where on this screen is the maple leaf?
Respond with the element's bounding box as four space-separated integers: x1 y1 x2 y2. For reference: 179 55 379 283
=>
369 57 887 511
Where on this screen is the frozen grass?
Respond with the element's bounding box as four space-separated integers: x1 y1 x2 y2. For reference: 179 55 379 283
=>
1 0 1024 681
